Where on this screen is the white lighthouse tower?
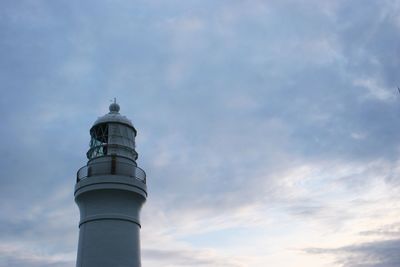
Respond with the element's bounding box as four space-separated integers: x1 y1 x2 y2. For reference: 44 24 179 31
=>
74 102 147 267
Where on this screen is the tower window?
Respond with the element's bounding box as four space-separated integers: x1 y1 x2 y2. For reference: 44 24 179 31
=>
87 123 108 159
86 123 137 160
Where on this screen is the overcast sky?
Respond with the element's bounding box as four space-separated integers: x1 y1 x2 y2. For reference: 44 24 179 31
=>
1 1 400 266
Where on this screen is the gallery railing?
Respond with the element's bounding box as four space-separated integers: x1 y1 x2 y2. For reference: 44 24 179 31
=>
77 160 146 184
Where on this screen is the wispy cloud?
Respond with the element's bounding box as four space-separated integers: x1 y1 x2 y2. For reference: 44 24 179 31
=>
306 238 400 267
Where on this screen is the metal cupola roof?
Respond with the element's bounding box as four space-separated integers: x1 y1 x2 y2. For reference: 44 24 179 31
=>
91 101 136 132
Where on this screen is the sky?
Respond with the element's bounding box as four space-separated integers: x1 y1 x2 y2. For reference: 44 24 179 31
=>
1 0 400 266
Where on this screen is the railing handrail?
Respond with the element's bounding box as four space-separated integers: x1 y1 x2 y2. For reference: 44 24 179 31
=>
77 160 146 184
87 143 136 153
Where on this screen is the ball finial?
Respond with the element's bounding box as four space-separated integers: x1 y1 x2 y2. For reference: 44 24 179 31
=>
109 98 120 113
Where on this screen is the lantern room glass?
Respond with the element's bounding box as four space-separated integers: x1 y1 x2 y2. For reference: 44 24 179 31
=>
87 123 136 160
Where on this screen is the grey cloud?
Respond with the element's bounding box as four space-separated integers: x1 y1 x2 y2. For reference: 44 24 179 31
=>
306 222 400 267
307 239 400 267
0 249 74 267
360 222 400 238
0 259 72 267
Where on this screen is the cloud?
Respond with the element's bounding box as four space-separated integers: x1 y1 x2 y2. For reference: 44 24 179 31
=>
143 248 241 267
0 243 74 267
305 220 400 267
360 223 400 238
306 238 400 267
353 78 395 102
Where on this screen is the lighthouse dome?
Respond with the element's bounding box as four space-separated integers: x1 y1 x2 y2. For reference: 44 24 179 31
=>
92 103 136 131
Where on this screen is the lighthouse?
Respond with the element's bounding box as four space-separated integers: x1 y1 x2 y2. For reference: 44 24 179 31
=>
74 102 147 267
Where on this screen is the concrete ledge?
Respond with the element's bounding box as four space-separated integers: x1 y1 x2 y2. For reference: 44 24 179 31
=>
79 214 141 228
74 175 147 198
